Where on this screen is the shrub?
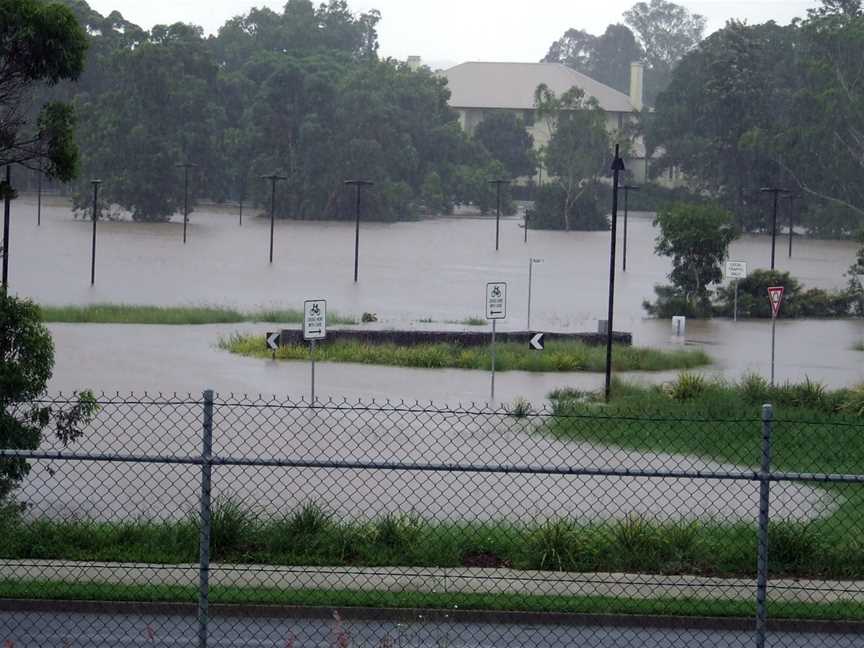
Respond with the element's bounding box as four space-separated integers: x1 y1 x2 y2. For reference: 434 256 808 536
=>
526 519 581 571
210 498 257 556
839 384 864 417
668 372 707 401
643 285 713 318
508 397 532 418
713 269 855 318
361 312 378 323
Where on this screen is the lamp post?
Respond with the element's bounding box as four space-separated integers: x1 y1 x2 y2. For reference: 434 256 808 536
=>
619 184 640 272
488 179 510 251
36 161 42 226
527 257 543 330
784 193 798 259
176 163 196 244
605 145 626 403
90 180 101 286
2 165 11 291
344 180 374 283
262 173 287 264
760 187 790 270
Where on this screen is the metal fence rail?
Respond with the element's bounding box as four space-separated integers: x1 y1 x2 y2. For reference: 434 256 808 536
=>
1 391 862 647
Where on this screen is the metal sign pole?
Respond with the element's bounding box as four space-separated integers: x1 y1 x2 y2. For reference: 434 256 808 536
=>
491 319 497 403
527 259 533 330
734 279 739 322
311 339 316 405
770 312 777 386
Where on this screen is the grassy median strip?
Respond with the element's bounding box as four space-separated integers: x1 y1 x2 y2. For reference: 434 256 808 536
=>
3 503 862 580
218 334 712 373
40 304 356 325
2 581 862 622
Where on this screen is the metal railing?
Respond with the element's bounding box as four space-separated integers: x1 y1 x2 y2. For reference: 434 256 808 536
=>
1 391 863 647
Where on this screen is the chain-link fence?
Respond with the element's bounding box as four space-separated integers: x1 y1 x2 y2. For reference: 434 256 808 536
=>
1 391 862 647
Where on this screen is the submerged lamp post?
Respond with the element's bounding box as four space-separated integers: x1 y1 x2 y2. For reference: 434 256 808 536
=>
2 165 11 291
760 187 790 270
90 179 101 286
176 162 196 244
489 179 510 251
344 180 374 283
262 173 287 264
619 184 640 272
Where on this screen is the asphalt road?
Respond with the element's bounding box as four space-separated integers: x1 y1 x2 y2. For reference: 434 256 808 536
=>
2 611 862 647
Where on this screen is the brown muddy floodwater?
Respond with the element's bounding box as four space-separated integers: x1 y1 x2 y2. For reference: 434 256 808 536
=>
6 196 862 393
6 198 856 523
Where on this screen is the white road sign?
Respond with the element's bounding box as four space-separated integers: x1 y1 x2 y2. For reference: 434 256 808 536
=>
303 300 327 340
486 282 507 320
726 261 748 280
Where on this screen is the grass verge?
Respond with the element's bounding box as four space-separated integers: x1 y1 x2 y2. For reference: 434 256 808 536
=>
218 335 712 373
1 581 861 621
3 503 862 580
39 304 356 326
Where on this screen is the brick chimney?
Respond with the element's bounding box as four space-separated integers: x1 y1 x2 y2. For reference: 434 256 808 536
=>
630 61 644 111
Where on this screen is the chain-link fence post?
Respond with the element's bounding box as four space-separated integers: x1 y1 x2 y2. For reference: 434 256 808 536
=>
198 389 214 648
755 403 774 648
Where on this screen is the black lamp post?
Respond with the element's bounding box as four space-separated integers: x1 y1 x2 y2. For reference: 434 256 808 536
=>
488 179 510 251
619 184 640 272
344 180 374 283
605 145 626 403
760 187 790 270
176 163 196 244
90 180 101 286
2 165 11 291
262 173 287 264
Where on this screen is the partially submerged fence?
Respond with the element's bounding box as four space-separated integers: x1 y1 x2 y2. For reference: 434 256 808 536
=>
1 392 863 647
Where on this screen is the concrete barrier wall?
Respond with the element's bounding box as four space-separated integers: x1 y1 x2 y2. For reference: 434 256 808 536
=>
278 329 633 348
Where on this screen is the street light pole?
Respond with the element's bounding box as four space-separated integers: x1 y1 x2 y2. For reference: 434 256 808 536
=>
489 179 510 251
2 165 11 291
37 161 42 226
527 257 543 330
176 163 196 244
90 180 101 286
262 173 287 264
784 193 798 259
760 187 789 270
619 184 640 272
344 180 374 283
605 145 626 403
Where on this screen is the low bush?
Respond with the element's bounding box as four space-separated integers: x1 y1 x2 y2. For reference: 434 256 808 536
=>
526 183 609 231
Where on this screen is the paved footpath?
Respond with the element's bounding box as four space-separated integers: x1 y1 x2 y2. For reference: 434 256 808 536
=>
3 560 863 604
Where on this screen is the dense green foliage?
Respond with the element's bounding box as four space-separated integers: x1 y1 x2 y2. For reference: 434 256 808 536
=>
526 183 609 231
650 2 864 236
2 499 862 581
472 112 536 179
713 269 859 318
645 203 738 316
0 295 96 501
0 0 88 183
48 0 507 222
220 334 711 373
543 0 705 103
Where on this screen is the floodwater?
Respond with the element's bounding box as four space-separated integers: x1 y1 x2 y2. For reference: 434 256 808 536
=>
6 196 862 392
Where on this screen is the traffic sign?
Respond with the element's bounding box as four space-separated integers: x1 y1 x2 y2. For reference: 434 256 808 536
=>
266 332 280 351
768 286 784 318
486 282 507 320
304 300 327 340
726 261 748 280
529 333 545 351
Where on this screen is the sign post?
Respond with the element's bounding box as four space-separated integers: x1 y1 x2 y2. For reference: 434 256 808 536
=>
726 261 748 322
304 300 327 404
486 282 507 403
767 286 784 386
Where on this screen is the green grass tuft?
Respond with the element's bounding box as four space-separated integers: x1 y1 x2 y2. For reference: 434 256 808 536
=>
219 335 712 374
39 303 356 325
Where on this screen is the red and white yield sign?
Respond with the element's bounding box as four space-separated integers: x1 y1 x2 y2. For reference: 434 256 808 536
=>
768 286 785 318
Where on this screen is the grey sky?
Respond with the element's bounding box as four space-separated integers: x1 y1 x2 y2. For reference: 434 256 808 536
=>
88 0 819 66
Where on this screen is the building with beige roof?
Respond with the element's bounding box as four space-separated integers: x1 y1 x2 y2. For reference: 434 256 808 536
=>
441 60 654 183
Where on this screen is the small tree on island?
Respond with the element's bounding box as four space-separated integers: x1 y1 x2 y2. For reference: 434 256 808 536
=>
645 202 738 317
